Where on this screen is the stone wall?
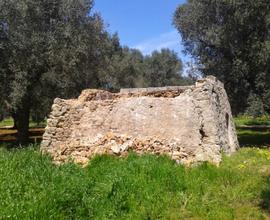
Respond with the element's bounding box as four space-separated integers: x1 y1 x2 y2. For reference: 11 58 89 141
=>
41 76 239 166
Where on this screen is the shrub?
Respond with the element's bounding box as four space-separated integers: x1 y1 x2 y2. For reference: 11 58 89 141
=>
245 93 265 118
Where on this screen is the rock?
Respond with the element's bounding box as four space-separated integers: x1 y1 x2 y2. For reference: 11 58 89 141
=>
41 76 239 165
111 145 121 154
120 140 133 152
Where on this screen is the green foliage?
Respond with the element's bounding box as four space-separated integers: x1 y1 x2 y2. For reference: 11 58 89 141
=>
0 0 103 107
143 49 186 87
102 47 192 90
0 145 269 219
101 46 145 89
245 93 266 118
174 0 270 115
0 0 110 143
0 117 13 127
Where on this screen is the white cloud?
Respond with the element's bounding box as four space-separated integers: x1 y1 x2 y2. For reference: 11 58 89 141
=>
133 30 183 56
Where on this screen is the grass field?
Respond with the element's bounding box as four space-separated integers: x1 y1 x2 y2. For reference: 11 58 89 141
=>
0 117 46 128
0 145 269 220
235 115 270 127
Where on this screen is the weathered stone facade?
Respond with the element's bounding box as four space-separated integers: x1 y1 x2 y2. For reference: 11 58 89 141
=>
41 76 239 166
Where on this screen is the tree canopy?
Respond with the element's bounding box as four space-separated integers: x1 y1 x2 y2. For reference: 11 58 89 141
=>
143 49 187 87
174 0 270 115
0 0 109 144
103 47 190 90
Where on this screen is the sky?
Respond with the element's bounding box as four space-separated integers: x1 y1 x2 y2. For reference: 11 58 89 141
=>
93 0 190 63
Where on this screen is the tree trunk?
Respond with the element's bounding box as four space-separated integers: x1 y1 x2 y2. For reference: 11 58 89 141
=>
13 105 30 146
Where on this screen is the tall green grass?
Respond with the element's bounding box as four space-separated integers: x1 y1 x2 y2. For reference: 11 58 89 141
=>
0 145 269 219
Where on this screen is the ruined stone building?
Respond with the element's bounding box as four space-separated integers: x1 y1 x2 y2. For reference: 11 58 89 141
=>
41 76 239 166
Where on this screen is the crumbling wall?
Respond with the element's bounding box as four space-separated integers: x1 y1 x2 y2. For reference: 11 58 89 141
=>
41 76 239 166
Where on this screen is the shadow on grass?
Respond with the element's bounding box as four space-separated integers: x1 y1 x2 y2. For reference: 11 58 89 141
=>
237 128 270 148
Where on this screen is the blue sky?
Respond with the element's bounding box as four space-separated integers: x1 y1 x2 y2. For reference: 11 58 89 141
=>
93 0 190 63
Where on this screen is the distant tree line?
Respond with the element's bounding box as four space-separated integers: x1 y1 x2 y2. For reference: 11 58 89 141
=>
174 0 270 116
103 45 192 90
0 0 191 144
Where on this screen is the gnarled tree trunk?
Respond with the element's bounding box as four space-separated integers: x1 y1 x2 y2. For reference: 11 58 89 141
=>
13 104 30 146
